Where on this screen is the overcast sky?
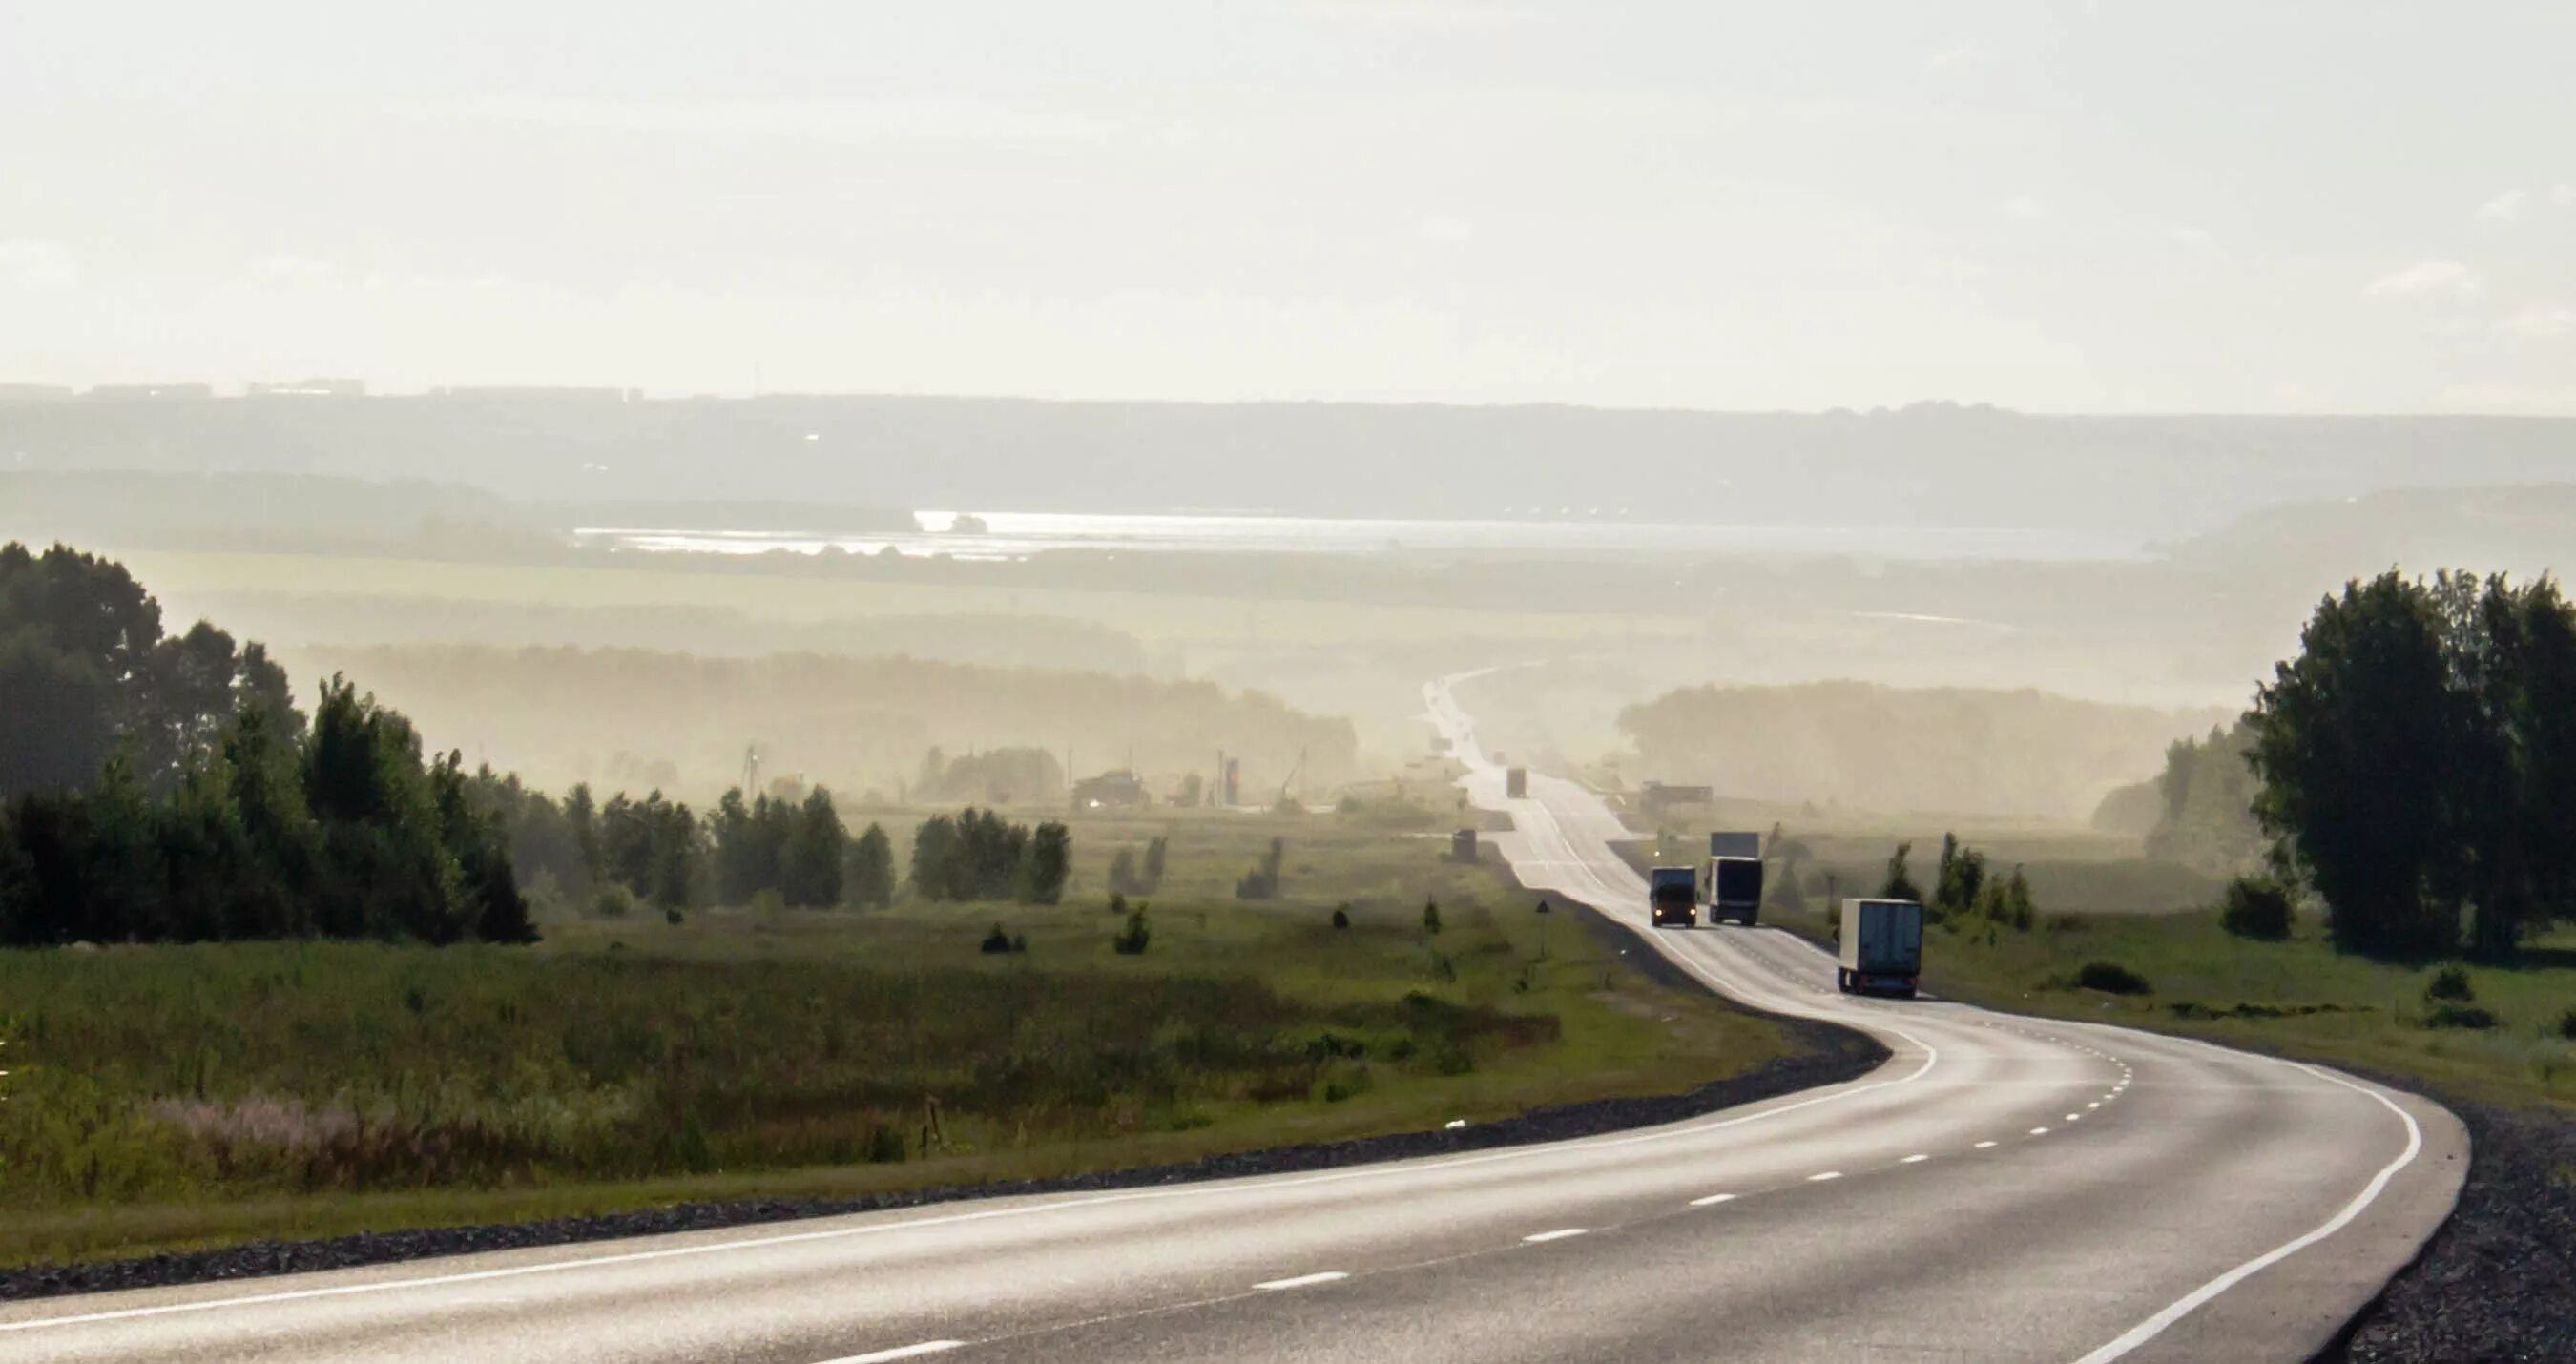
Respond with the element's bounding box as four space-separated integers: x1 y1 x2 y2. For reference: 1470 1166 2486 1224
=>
4 1 2571 412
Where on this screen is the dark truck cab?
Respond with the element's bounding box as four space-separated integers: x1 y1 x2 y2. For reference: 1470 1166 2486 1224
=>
1649 867 1697 928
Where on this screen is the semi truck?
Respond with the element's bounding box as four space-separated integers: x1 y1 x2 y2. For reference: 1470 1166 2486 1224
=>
1700 856 1764 926
1837 899 1923 998
1505 766 1527 799
1649 867 1698 928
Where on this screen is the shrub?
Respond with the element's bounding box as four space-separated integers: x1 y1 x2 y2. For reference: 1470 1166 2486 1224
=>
2424 965 2474 1003
662 905 684 927
2557 1006 2576 1041
2220 877 2294 941
2423 1003 2498 1030
1421 899 1442 935
1236 837 1286 899
2074 961 2152 996
1112 906 1151 955
1331 905 1351 929
591 883 636 919
864 1124 906 1164
1108 891 1128 917
979 922 1013 955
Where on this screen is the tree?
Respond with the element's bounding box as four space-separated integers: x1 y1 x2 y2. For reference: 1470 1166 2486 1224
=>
1143 835 1168 891
1422 899 1442 934
1107 847 1142 897
1019 820 1070 904
1931 834 1987 923
847 821 895 908
782 787 847 907
1879 841 1922 902
2248 573 2472 957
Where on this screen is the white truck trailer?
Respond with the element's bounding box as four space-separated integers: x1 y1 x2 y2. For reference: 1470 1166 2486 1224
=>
1837 899 1923 998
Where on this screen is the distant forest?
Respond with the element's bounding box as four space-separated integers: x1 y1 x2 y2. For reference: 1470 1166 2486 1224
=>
1616 680 2226 821
6 395 2571 541
290 644 1360 803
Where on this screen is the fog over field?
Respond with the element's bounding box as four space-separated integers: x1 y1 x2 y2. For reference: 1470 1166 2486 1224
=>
6 0 2573 827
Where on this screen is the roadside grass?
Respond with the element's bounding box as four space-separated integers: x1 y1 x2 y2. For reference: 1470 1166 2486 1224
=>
1632 827 2220 917
1755 893 2576 1109
0 814 1781 1269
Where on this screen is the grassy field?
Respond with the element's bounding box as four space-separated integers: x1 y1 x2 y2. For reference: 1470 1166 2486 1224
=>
114 548 1704 650
0 810 1783 1269
1755 893 2576 1109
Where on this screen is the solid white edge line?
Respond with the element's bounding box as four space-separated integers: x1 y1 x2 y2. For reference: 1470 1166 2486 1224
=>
818 1342 966 1364
1522 1229 1588 1243
2073 1064 2426 1364
1253 1271 1349 1292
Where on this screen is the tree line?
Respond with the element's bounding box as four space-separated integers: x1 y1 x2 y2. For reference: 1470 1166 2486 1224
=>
907 807 1070 905
2244 570 2576 959
1 544 537 946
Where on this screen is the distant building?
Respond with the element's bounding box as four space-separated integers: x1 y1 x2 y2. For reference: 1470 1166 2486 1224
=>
0 383 74 403
1638 781 1714 813
428 385 636 403
1071 769 1152 811
82 382 213 401
248 377 366 397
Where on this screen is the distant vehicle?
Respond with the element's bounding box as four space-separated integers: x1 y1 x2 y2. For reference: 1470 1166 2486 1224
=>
1701 856 1764 926
1650 866 1698 928
1506 765 1527 799
1708 830 1761 859
1838 899 1923 997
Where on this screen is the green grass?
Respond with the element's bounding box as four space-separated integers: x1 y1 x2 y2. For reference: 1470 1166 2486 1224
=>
0 814 1782 1269
1759 894 2576 1109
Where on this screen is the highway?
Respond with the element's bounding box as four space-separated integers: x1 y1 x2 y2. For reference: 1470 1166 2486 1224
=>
0 673 2464 1363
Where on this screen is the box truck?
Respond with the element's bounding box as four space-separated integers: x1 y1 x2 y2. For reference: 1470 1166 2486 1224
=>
1701 856 1765 926
1838 899 1923 998
1505 766 1527 799
1649 867 1698 928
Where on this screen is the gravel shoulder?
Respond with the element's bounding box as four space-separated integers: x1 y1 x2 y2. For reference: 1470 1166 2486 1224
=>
2331 1084 2575 1364
0 896 1886 1304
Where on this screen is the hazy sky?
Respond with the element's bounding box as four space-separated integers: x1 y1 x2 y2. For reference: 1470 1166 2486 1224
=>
5 2 2572 412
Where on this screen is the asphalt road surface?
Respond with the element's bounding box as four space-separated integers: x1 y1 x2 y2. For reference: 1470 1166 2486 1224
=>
0 673 2464 1363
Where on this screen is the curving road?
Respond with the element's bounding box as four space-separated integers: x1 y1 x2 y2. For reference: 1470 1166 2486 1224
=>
0 675 2462 1363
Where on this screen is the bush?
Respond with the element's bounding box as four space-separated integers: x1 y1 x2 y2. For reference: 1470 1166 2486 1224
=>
1112 906 1151 955
2425 965 2475 1003
864 1124 906 1164
2221 877 2294 940
592 883 636 919
1331 905 1351 929
1236 837 1286 899
2424 1003 2498 1030
1421 899 1442 935
663 905 685 926
2557 1006 2576 1041
979 922 1013 955
2074 961 2152 996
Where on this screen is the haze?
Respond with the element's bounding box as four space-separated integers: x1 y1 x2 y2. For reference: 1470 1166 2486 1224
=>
8 0 2574 411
